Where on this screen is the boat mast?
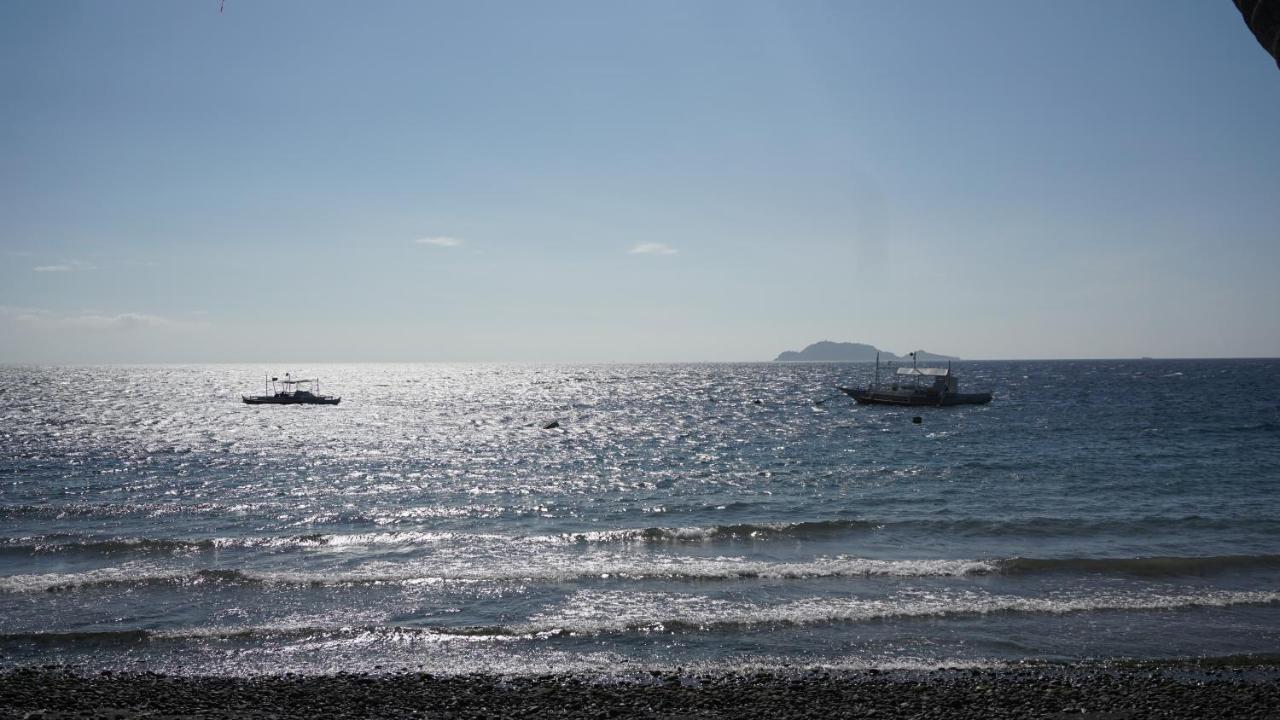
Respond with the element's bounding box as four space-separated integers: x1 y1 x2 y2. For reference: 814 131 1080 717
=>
874 352 880 390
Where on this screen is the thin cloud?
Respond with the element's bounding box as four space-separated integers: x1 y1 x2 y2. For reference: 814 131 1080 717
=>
33 259 96 272
628 243 678 255
415 236 463 248
1 306 175 331
0 305 47 323
69 312 172 331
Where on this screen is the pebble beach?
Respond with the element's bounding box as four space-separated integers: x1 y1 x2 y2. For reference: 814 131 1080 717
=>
4 664 1280 719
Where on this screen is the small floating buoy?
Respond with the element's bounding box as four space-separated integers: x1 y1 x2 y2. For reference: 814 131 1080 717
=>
542 419 560 430
912 416 922 424
752 399 763 405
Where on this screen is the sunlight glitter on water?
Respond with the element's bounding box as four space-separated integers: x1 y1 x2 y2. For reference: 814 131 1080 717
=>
2 361 1279 674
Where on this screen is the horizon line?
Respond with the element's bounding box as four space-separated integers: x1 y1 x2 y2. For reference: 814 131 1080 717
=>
2 356 1278 367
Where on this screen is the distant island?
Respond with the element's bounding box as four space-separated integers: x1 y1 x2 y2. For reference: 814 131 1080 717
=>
774 341 959 362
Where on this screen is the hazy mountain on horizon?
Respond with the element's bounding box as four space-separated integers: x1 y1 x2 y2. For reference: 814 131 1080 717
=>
774 341 960 362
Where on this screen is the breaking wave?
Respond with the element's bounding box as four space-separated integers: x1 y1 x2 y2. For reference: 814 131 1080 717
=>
0 531 467 556
0 557 999 593
512 589 1280 637
6 553 1280 594
3 588 1277 645
998 555 1280 577
6 515 1276 557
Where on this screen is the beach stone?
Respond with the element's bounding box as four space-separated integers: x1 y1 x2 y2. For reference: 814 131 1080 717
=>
3 666 1280 719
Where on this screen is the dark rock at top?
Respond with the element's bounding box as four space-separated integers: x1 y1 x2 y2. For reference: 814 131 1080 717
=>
1234 0 1280 69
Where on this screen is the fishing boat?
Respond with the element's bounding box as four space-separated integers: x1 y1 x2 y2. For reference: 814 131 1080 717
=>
242 373 341 405
838 353 991 407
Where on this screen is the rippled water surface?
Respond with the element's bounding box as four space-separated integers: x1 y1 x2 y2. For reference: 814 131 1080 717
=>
2 360 1278 674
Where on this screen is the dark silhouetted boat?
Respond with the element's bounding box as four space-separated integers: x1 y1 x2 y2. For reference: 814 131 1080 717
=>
242 373 341 405
838 353 991 407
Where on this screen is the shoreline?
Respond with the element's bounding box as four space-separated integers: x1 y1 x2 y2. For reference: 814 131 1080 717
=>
4 663 1279 719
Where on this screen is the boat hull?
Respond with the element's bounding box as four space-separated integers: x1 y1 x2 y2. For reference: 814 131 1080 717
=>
838 388 991 407
242 396 341 405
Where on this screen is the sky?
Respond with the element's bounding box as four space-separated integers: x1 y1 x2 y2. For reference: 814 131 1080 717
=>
2 0 1278 363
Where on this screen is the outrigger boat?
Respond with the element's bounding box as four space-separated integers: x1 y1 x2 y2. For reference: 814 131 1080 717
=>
242 373 340 405
838 353 991 407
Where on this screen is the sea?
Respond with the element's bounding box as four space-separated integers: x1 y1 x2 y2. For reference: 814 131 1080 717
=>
2 360 1278 676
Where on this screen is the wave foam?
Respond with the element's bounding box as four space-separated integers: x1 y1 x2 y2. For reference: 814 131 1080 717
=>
4 588 1277 645
8 515 1275 557
514 588 1280 636
6 554 1277 593
0 556 998 593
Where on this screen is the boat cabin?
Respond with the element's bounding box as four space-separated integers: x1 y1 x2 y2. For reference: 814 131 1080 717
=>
891 366 958 395
271 374 322 397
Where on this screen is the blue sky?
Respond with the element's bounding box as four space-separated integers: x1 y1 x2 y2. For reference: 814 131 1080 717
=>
2 1 1278 362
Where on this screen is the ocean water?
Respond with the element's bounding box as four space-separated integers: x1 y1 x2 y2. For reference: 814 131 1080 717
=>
2 360 1278 676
